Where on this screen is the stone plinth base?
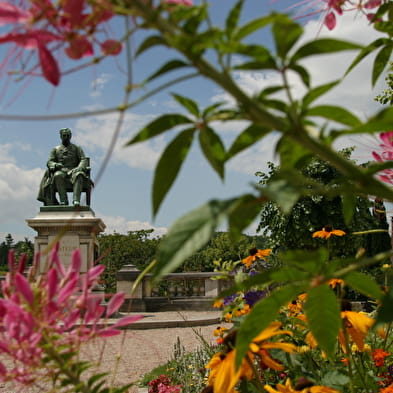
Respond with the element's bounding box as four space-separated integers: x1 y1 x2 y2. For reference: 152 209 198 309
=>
26 206 106 273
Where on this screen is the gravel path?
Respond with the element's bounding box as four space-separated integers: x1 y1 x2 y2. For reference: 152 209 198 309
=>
0 312 228 393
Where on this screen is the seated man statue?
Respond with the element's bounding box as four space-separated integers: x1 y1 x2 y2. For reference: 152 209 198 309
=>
37 128 90 206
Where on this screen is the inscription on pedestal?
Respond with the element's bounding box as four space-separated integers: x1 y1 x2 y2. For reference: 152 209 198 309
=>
48 235 80 269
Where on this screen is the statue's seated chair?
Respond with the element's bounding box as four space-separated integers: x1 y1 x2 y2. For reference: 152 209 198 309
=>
39 157 94 206
63 158 94 206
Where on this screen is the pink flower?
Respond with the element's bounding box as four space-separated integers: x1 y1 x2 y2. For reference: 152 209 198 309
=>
371 131 393 185
0 0 119 85
165 0 193 5
0 244 142 386
289 0 387 30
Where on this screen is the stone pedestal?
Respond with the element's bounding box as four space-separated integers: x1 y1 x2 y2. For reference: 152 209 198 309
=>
26 206 106 274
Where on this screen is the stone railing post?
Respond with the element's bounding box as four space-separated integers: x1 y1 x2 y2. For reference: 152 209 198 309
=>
116 264 143 298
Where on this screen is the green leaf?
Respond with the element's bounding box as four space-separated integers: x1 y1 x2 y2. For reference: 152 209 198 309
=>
198 126 226 179
302 80 341 108
290 63 310 88
136 35 168 57
126 114 192 145
320 370 350 390
228 194 263 240
152 128 195 216
235 15 275 40
280 248 330 275
292 39 362 62
345 38 390 77
343 271 383 301
272 15 303 60
226 0 243 38
172 93 200 117
376 287 393 324
145 59 190 82
236 284 305 366
232 44 277 67
372 44 393 87
227 124 271 160
335 107 393 136
276 137 313 171
341 193 356 225
263 179 301 214
305 285 341 359
306 105 362 127
181 5 207 34
153 198 236 280
234 60 277 71
202 102 227 118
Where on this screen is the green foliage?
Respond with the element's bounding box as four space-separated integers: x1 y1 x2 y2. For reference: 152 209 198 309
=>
140 334 216 393
256 152 391 262
98 230 160 292
182 231 266 271
375 61 393 105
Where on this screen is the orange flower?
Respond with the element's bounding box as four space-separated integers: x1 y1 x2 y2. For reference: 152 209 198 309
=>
312 225 346 239
213 299 224 308
380 384 393 393
373 348 390 367
339 311 375 352
328 278 344 288
303 311 374 353
235 304 251 316
265 378 340 393
206 322 295 392
242 248 272 268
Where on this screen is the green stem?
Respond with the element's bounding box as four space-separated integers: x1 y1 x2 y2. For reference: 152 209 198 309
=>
245 353 266 392
42 336 92 393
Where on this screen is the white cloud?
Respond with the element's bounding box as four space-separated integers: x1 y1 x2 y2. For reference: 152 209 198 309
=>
73 112 163 170
0 144 16 164
98 213 167 237
209 13 387 175
227 132 280 175
90 73 113 98
0 160 43 225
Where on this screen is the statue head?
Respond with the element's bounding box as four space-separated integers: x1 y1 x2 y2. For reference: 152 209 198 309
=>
59 128 72 146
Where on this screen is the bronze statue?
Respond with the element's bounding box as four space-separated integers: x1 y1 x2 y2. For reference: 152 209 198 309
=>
37 128 92 206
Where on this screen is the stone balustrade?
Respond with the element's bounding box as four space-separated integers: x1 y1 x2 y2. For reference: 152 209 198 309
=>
116 264 232 312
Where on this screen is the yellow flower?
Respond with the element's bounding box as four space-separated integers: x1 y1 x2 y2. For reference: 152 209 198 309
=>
265 378 340 393
328 278 344 288
213 299 224 308
249 322 296 370
312 226 346 239
297 345 311 353
235 304 251 316
242 248 272 268
339 310 374 352
302 311 374 354
205 350 253 393
206 322 295 392
213 326 228 337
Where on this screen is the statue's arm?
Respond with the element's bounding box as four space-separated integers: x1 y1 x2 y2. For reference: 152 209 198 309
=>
47 147 61 171
76 146 88 171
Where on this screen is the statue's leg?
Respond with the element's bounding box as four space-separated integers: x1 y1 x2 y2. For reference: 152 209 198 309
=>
72 175 83 206
53 171 68 205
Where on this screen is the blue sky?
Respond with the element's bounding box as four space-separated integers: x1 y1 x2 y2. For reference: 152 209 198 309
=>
0 1 389 242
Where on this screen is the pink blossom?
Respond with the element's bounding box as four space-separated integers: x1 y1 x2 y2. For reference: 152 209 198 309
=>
0 0 119 85
165 0 193 5
0 245 142 386
290 0 387 30
324 11 336 30
106 292 125 317
371 132 393 185
0 2 31 25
